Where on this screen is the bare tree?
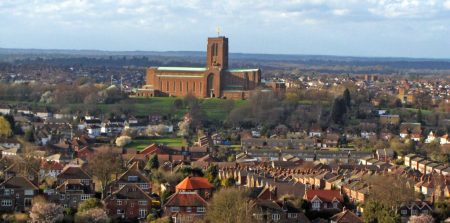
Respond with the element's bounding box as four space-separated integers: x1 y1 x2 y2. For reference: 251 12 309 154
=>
88 147 122 198
205 188 255 223
29 199 64 223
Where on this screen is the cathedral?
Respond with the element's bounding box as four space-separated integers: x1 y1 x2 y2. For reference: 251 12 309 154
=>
137 36 261 99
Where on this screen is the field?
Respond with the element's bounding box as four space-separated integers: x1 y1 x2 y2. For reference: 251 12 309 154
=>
126 137 185 150
2 97 247 122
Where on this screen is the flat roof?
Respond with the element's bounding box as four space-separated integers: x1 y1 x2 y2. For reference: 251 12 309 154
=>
156 67 207 72
226 68 259 72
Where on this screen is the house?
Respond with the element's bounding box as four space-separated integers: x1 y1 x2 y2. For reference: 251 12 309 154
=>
0 105 12 115
253 199 310 223
399 123 421 140
104 184 154 221
410 157 425 170
51 165 95 209
425 131 437 144
330 210 363 223
163 191 208 223
376 148 394 162
40 161 64 178
176 177 214 200
86 125 101 138
440 134 450 145
398 201 432 217
404 154 417 167
0 176 39 212
303 190 344 212
1 148 20 157
107 162 151 195
0 138 21 150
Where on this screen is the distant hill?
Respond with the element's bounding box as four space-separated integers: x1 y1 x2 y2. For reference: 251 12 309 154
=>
1 47 450 71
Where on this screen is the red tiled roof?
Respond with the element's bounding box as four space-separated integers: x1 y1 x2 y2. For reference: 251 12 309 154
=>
305 190 343 203
165 191 208 207
140 144 160 155
176 177 214 190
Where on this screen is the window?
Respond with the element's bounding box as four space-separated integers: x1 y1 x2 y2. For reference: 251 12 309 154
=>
24 190 34 196
254 214 263 220
81 195 90 200
288 213 298 219
323 203 327 209
272 214 280 221
140 184 149 189
4 189 10 196
117 200 122 205
401 210 407 215
128 176 138 182
197 206 205 213
312 201 321 210
60 194 65 200
422 210 428 214
139 209 147 218
186 207 192 212
1 200 12 206
171 207 180 212
24 198 32 207
333 201 339 209
117 209 124 215
138 200 147 206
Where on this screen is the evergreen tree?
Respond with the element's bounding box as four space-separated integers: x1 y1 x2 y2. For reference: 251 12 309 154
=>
343 88 351 108
146 154 160 170
417 109 423 124
331 97 347 124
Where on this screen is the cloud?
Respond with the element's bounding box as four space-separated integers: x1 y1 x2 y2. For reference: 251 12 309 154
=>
332 8 350 16
445 0 450 9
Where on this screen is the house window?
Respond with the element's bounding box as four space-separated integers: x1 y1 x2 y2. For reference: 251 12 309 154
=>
117 209 124 215
171 207 180 212
140 184 149 189
401 210 407 215
128 176 138 182
186 207 192 212
117 200 122 205
138 200 147 206
131 202 134 207
288 213 298 219
1 200 12 206
272 214 280 221
422 210 428 214
333 201 339 209
24 190 34 196
4 189 10 196
412 210 418 215
323 203 327 209
139 209 147 218
81 195 90 200
197 206 205 213
60 194 65 200
312 201 321 210
24 198 32 207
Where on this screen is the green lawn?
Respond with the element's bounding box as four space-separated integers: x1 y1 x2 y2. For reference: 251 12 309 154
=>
1 97 247 122
126 137 186 150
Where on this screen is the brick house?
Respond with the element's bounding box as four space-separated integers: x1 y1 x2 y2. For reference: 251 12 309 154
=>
303 190 344 212
0 176 38 212
107 162 151 195
175 177 214 200
50 165 95 209
104 184 154 221
252 199 310 223
163 191 208 223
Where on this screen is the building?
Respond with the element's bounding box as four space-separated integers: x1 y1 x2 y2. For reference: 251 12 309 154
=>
163 191 208 223
138 36 261 99
175 177 214 200
303 189 344 212
104 184 154 221
0 176 38 212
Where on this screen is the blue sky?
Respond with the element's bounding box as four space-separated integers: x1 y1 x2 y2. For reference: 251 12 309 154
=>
1 0 450 58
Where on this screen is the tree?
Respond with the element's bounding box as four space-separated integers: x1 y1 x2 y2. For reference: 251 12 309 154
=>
88 147 122 198
29 200 64 223
146 154 160 170
115 135 132 147
343 88 351 108
24 128 35 142
77 198 103 213
74 208 110 223
0 116 12 138
205 188 254 223
417 109 423 124
221 177 236 187
331 97 347 124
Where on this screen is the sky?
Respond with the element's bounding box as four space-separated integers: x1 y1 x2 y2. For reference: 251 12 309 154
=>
1 0 450 58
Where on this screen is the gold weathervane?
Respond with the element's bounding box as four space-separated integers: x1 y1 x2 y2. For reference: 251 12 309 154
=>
216 26 221 36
